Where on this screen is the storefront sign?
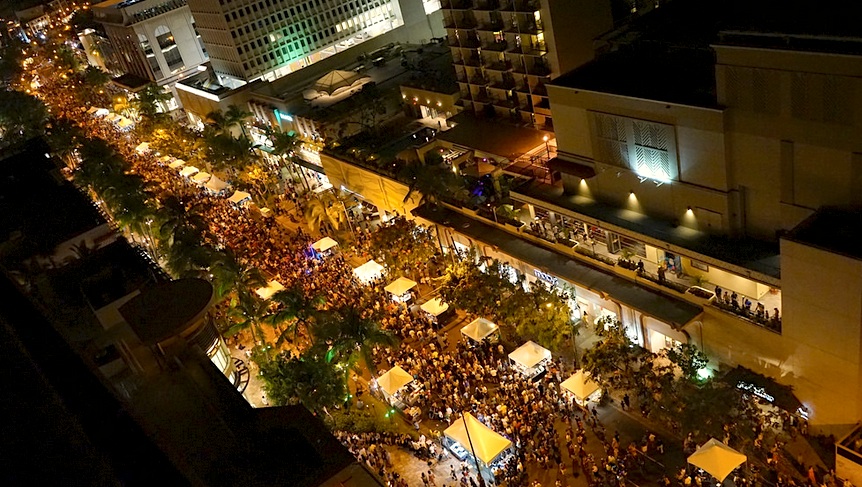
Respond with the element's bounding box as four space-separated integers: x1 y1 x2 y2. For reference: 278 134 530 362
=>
736 380 775 403
533 269 558 287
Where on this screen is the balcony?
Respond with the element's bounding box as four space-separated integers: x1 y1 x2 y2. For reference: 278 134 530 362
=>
485 60 513 72
501 0 540 13
458 37 482 49
462 54 484 67
483 39 509 52
474 0 500 10
476 21 505 32
492 97 520 109
508 43 547 56
469 74 491 86
442 0 473 10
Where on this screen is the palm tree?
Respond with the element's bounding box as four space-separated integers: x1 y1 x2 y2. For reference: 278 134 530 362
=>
135 83 173 121
265 284 326 346
209 249 267 300
154 195 208 244
304 197 333 235
225 291 271 349
399 158 464 207
224 104 252 139
314 305 397 372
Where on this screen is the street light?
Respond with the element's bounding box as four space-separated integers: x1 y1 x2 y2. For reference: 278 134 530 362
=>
543 134 550 158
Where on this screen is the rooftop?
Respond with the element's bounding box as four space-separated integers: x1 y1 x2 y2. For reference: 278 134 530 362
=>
80 239 164 310
437 113 552 161
118 278 214 345
784 206 862 261
514 181 781 280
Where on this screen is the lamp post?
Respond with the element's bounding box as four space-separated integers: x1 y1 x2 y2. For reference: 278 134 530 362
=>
543 134 550 159
458 388 487 487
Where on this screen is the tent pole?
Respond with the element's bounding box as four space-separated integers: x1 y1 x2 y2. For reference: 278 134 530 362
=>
461 413 487 487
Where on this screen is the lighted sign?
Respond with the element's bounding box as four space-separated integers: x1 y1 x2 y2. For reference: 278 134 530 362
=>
736 380 775 403
533 269 558 287
274 109 293 122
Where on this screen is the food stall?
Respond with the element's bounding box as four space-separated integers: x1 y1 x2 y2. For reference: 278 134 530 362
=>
443 413 513 485
560 370 602 407
353 260 384 284
168 159 186 169
420 298 450 324
179 166 200 178
460 318 500 344
191 171 212 186
228 190 252 207
204 175 230 195
311 236 339 257
373 366 421 418
508 341 552 381
255 280 285 300
687 438 747 483
134 142 150 154
384 277 417 303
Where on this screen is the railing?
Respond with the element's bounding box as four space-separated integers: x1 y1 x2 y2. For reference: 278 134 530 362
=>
711 300 782 333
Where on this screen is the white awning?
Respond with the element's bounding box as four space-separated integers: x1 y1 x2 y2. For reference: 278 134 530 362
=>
420 298 449 317
86 106 99 114
158 155 173 164
168 159 186 169
105 112 121 122
179 166 199 177
560 370 601 401
134 142 149 154
444 413 512 465
687 439 747 482
204 175 229 193
255 280 284 300
117 117 134 128
191 171 211 184
353 260 384 283
384 277 417 296
376 365 414 396
312 236 338 252
228 190 251 205
93 108 109 117
461 318 498 342
509 341 552 370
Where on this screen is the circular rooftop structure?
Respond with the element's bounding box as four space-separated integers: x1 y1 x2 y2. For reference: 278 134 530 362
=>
119 278 214 345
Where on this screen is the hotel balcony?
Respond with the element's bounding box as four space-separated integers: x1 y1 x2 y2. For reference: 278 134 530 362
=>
485 60 513 72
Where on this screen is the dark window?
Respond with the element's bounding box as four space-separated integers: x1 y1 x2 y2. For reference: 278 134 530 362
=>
252 4 258 11
224 13 231 21
243 62 248 69
231 30 237 38
231 11 237 19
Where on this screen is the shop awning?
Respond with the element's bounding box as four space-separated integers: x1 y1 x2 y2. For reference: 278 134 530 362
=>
509 341 551 369
168 159 186 169
420 298 449 317
384 277 417 296
722 366 804 413
353 260 384 283
228 191 251 205
312 236 339 252
461 318 498 342
444 413 512 465
561 370 601 400
255 280 284 300
547 157 597 179
204 175 229 193
687 438 746 482
191 171 212 185
376 365 414 396
179 166 200 177
134 142 149 154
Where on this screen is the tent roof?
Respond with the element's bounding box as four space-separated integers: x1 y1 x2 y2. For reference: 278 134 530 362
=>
312 236 338 252
205 175 229 192
86 106 99 114
228 191 251 204
168 159 186 168
687 438 747 482
93 108 109 117
420 298 449 317
353 260 384 283
560 370 601 400
191 171 211 184
444 413 512 465
158 155 173 163
105 112 121 122
134 142 149 153
384 277 417 296
117 117 134 128
461 318 498 342
255 280 284 300
179 166 200 177
376 366 414 396
509 341 551 369
313 69 365 95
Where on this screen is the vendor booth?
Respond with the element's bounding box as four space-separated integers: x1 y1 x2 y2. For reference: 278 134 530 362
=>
92 108 109 117
191 171 212 185
353 260 384 284
134 142 150 154
179 166 200 178
443 413 513 484
228 190 252 206
420 298 450 323
687 438 747 483
461 318 500 344
158 155 173 165
168 159 186 169
255 280 285 300
311 236 339 256
374 366 422 418
560 370 602 407
117 117 134 130
204 175 230 195
384 277 417 303
509 341 552 381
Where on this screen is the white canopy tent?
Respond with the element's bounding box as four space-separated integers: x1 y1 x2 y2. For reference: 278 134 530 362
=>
168 159 186 169
93 108 109 117
313 69 368 96
228 190 251 205
134 142 149 154
158 155 173 164
86 106 99 115
311 236 339 253
179 166 200 177
353 260 384 284
560 370 601 405
376 366 414 396
444 413 512 465
191 171 212 185
255 280 285 300
384 277 417 297
204 175 229 193
117 117 134 129
420 298 449 317
509 341 552 377
687 439 747 482
105 112 121 122
461 318 499 342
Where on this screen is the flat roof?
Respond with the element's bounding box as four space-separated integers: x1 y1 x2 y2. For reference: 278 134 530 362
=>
414 204 703 328
784 206 862 261
437 113 552 161
80 240 164 309
514 181 781 280
119 278 213 344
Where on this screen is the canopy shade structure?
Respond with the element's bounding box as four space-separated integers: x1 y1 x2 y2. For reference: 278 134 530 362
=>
191 171 212 185
384 277 417 296
179 166 200 177
561 370 601 401
461 318 499 342
313 69 367 95
93 108 109 117
255 280 285 300
168 159 186 168
377 366 414 396
420 298 449 317
353 260 384 283
311 236 338 252
117 117 134 129
134 142 149 154
509 341 552 370
86 106 99 114
444 413 512 465
687 438 747 482
204 175 229 193
228 191 251 205
105 112 121 122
